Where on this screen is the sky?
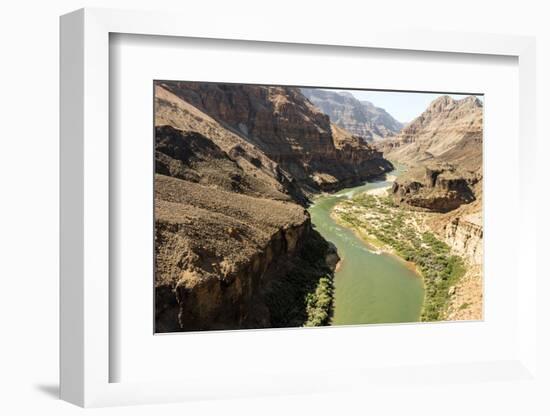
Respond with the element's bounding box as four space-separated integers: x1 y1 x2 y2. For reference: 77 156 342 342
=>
329 89 483 124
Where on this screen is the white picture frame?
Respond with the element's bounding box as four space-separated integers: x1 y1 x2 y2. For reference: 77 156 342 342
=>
60 7 538 407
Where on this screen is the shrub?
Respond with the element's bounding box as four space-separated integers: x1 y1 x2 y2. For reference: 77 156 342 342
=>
304 276 334 326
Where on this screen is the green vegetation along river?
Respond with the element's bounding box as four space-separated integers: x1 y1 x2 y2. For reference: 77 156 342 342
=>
308 170 425 325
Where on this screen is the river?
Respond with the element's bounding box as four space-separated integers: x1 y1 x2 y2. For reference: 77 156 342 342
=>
308 169 425 325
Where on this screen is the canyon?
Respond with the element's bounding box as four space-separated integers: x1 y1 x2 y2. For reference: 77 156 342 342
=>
154 82 393 331
154 83 484 331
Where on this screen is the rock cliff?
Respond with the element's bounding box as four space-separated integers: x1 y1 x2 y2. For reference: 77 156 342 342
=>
301 88 402 141
442 212 483 266
155 175 335 331
391 163 479 212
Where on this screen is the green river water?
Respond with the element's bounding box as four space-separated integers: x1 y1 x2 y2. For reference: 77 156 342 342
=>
308 169 425 325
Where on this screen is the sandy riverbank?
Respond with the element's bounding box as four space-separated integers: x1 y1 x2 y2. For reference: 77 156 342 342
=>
363 174 396 196
330 209 420 273
331 189 472 321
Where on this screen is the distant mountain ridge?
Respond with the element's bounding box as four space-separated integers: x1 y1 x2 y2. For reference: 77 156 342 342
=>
301 88 403 141
380 95 483 171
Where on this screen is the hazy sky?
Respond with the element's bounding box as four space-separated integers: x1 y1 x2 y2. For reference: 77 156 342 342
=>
329 89 483 124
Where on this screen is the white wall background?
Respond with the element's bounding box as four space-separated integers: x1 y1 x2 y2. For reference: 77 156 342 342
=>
0 0 547 414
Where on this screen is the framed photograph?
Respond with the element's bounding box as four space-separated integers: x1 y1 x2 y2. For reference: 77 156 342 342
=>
60 8 538 407
152 80 484 333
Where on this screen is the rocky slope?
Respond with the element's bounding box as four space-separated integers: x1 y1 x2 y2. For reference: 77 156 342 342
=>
159 82 393 193
154 82 395 331
301 88 402 141
155 85 303 203
380 95 483 170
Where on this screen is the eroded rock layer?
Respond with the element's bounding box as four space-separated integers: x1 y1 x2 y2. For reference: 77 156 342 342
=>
391 164 479 212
